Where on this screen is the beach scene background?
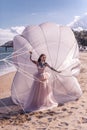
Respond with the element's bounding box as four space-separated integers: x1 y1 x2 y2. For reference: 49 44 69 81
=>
0 0 87 130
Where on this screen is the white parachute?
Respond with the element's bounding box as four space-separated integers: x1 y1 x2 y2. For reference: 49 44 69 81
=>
11 22 82 111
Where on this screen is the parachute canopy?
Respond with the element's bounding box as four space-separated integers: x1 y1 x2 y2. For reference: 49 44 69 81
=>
11 22 82 111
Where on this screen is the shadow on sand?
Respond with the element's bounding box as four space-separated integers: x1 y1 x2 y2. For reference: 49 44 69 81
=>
0 97 64 120
0 97 23 118
0 97 15 107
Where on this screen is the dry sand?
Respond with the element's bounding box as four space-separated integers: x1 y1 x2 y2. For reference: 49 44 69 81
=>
0 52 87 130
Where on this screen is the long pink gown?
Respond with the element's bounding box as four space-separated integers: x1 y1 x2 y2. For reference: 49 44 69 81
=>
24 64 58 112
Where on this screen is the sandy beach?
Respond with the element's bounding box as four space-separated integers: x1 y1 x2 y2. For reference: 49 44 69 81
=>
0 52 87 130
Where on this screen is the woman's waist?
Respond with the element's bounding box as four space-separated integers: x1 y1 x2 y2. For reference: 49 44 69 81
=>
38 71 50 77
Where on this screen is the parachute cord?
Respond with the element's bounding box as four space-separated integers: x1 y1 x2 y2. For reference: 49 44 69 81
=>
4 60 48 111
0 61 77 111
0 61 14 112
21 35 39 57
39 26 56 82
4 32 39 61
0 50 29 62
39 26 53 67
0 51 29 61
9 65 34 112
7 61 25 112
7 33 38 58
8 58 74 77
52 73 78 99
5 58 73 85
11 78 25 112
6 60 46 83
5 50 29 60
7 59 27 112
7 59 37 69
5 42 29 59
54 26 61 69
5 57 74 83
5 60 36 81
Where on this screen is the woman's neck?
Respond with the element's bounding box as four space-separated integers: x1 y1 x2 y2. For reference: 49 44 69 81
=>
39 61 45 67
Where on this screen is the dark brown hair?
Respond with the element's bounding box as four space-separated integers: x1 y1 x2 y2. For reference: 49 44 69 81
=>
38 54 46 62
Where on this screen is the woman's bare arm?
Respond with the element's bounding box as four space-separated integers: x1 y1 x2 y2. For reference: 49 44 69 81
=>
46 63 61 73
29 51 37 64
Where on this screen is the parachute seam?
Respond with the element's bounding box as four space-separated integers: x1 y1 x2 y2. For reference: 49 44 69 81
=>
54 26 61 69
39 25 56 81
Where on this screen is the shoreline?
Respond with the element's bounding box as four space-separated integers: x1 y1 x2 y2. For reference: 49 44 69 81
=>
0 66 16 76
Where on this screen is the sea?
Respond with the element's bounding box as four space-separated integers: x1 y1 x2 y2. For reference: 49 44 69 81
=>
0 46 16 76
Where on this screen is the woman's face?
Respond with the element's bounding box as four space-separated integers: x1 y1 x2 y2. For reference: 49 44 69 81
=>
41 55 46 62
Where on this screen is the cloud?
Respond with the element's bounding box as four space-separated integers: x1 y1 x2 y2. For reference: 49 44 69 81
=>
11 26 25 34
0 26 25 45
67 16 80 27
1 12 87 46
67 12 87 30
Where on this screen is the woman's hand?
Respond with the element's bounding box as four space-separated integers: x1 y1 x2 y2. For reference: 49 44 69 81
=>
57 71 61 73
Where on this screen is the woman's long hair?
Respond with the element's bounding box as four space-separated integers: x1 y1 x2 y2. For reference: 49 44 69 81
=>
38 54 46 63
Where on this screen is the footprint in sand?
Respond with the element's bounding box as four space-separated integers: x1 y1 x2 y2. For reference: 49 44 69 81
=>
70 107 78 109
62 108 67 111
47 117 52 122
81 117 87 123
61 122 69 126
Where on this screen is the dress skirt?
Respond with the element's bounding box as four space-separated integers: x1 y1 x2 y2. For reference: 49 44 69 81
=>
24 72 58 112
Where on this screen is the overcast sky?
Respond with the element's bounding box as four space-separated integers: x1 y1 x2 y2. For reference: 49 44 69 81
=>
0 0 87 28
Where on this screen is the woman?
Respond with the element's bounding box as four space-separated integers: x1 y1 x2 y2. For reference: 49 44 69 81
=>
24 51 61 112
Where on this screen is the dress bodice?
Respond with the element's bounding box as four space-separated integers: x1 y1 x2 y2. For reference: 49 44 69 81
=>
37 64 46 74
37 62 50 81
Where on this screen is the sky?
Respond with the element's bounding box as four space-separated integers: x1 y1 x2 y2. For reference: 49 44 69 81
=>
0 0 87 28
0 0 87 44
